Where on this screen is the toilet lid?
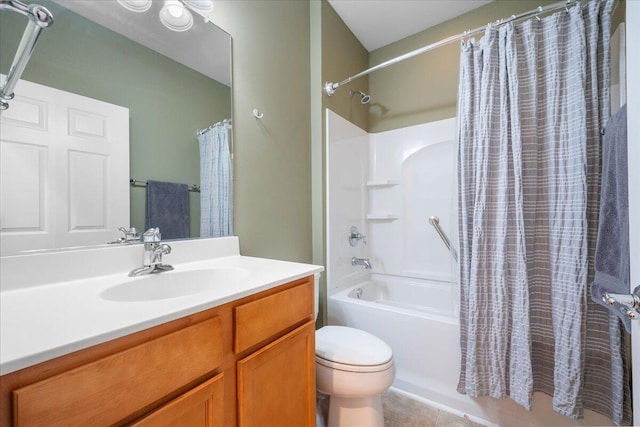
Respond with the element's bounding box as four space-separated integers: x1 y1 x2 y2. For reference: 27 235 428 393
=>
315 326 393 366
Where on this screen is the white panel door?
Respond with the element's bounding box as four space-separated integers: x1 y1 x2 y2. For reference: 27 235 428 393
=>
0 79 129 254
628 3 640 425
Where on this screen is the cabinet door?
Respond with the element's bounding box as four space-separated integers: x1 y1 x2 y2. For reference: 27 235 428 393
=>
131 373 224 427
237 321 315 427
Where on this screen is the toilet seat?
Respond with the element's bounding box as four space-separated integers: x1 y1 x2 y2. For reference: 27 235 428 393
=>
315 326 393 372
315 355 394 373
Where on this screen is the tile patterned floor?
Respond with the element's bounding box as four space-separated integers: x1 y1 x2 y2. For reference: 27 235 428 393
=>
382 390 486 427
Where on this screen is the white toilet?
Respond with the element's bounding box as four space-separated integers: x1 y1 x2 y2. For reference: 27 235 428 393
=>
315 325 395 427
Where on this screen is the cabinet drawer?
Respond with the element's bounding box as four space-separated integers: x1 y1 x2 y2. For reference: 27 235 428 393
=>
235 278 313 353
13 317 223 426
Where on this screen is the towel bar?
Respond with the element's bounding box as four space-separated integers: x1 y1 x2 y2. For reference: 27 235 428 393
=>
130 179 200 193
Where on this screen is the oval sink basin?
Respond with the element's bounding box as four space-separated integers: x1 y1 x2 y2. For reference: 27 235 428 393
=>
100 268 251 302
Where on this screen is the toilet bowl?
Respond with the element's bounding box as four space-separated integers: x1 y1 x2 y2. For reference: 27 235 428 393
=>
315 325 395 427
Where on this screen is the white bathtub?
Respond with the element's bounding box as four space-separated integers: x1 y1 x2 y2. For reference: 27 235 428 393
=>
339 274 457 320
327 274 615 427
327 274 462 412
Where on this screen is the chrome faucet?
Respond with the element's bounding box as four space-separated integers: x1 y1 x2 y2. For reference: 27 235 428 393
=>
351 257 372 269
128 228 174 277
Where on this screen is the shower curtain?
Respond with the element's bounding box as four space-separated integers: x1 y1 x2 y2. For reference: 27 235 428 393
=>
198 121 233 238
456 0 631 424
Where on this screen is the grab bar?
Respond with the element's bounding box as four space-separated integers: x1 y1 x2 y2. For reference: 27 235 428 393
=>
428 216 458 262
0 0 53 110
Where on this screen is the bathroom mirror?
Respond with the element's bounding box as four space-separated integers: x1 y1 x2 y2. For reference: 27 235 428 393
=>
0 0 232 254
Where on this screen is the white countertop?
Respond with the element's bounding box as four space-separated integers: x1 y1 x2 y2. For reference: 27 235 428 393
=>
0 237 323 375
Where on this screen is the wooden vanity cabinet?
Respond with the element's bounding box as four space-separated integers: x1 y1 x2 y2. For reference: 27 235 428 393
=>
234 281 316 427
0 275 315 427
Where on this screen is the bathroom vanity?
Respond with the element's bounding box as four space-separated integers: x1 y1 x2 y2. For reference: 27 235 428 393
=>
0 237 322 426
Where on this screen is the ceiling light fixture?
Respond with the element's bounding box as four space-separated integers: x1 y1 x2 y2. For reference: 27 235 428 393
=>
183 0 214 13
159 0 194 32
116 0 152 13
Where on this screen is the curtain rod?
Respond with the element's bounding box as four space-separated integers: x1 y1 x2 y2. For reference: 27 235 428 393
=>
196 118 232 136
324 0 580 97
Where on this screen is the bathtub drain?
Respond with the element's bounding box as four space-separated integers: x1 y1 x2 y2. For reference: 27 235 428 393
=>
355 288 363 299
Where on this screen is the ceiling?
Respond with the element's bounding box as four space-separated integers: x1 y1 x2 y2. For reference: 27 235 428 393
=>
52 0 232 86
327 0 493 52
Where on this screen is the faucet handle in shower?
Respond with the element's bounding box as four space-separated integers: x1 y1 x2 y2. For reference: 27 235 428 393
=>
349 225 367 247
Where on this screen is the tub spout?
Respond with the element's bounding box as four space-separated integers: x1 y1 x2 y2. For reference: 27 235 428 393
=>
351 257 372 269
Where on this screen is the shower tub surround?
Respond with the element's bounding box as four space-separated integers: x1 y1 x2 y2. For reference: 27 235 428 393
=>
326 109 457 300
325 110 613 426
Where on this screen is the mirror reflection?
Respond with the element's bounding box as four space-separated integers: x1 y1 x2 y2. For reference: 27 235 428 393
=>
0 0 232 255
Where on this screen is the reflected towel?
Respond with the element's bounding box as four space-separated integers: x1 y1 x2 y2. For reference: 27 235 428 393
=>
145 180 189 240
590 105 630 332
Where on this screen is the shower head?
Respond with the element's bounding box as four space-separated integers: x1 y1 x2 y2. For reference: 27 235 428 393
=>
349 89 371 105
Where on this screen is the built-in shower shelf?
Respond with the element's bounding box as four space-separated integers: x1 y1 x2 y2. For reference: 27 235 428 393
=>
367 213 400 221
366 180 400 188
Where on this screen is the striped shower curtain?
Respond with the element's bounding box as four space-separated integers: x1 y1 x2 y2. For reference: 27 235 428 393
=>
456 0 631 424
198 121 233 238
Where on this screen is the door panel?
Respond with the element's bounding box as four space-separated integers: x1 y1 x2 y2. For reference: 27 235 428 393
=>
0 78 129 254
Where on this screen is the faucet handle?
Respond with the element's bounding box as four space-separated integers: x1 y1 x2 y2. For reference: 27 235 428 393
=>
348 225 367 247
143 227 161 243
118 226 140 242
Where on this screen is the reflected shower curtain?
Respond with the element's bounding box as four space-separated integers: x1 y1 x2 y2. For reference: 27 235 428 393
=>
198 122 233 237
456 0 631 424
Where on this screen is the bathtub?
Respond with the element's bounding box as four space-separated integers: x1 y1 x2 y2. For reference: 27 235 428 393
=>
338 274 457 320
327 274 462 413
327 274 614 427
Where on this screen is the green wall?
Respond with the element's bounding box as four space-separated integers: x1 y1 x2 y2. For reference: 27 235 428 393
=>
321 0 370 131
0 1 231 238
206 0 367 321
207 1 313 262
